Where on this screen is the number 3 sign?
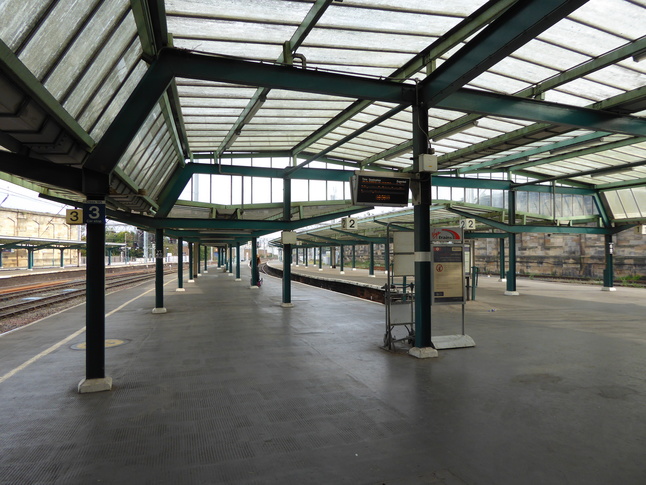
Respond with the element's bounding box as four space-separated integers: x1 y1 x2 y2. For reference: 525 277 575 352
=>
83 201 106 224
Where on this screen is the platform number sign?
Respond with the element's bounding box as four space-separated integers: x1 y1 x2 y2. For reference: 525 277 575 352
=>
341 217 357 230
66 208 84 225
460 218 476 230
83 201 106 225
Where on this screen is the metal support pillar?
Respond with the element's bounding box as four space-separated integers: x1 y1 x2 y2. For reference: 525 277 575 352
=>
196 244 201 275
79 197 111 393
602 234 616 291
176 237 185 292
251 237 259 288
352 245 356 270
318 246 323 271
107 250 112 266
235 242 241 281
27 249 34 269
331 246 336 268
369 243 375 277
499 238 506 282
339 245 344 274
188 242 194 282
283 243 292 305
505 189 519 295
294 247 298 266
385 240 390 276
304 248 308 267
59 248 65 267
411 99 435 354
203 246 208 273
153 228 167 313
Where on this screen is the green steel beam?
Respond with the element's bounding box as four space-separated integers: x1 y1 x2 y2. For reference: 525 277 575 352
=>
441 84 646 168
431 175 595 195
444 89 646 137
465 232 509 239
218 0 333 154
155 164 193 217
446 207 612 234
596 178 646 191
0 39 94 149
513 158 646 188
112 166 159 210
419 0 588 107
329 228 385 243
291 0 516 155
285 105 407 176
592 193 611 227
0 151 83 192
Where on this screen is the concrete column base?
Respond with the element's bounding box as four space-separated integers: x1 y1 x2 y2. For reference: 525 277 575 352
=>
340 271 345 275
176 288 186 292
188 279 195 283
602 286 617 292
318 268 323 271
78 377 112 394
352 268 356 271
498 278 507 282
281 302 294 308
369 274 376 278
203 271 208 274
249 286 259 290
408 347 439 359
235 278 241 281
152 307 167 314
227 273 235 277
504 291 520 296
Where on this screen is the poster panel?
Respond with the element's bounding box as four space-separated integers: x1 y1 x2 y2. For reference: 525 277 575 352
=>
431 245 466 304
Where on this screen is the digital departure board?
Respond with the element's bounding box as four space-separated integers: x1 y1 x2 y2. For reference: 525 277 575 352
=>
351 173 410 207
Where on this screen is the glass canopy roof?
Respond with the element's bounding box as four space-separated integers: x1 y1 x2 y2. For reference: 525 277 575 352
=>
0 0 644 241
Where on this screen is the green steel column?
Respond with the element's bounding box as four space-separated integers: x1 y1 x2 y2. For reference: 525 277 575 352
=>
352 245 356 270
505 190 519 295
282 176 293 305
293 247 298 266
27 249 33 269
499 237 506 282
85 204 106 381
60 248 65 267
251 237 259 287
369 243 375 276
603 234 615 291
305 248 309 267
177 237 184 291
283 243 292 305
235 242 241 280
203 246 208 273
318 246 323 271
107 249 112 266
228 245 233 273
153 228 166 312
339 245 344 273
412 100 433 349
188 242 194 282
0 251 3 268
196 243 201 275
385 240 390 276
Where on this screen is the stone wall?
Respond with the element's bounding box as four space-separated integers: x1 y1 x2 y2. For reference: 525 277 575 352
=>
0 208 82 268
474 228 646 280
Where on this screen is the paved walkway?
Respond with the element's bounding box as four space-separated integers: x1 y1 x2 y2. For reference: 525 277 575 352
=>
1 266 645 484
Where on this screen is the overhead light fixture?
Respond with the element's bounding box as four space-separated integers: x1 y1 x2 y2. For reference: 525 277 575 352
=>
431 121 479 142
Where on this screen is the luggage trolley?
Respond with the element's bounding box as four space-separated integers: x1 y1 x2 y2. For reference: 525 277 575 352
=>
383 224 416 351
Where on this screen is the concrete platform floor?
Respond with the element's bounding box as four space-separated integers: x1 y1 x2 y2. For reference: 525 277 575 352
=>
1 267 645 484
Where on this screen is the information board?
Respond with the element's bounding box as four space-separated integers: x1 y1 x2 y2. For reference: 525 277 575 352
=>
351 173 409 207
431 245 466 304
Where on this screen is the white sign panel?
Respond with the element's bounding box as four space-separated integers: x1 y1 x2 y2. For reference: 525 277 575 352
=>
341 217 357 230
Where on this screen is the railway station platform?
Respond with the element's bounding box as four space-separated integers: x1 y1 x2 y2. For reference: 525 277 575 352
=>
1 266 645 484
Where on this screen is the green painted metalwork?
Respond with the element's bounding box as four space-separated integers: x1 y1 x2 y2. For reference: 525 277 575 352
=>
218 0 333 154
0 39 95 149
292 0 516 156
0 151 82 192
420 0 588 106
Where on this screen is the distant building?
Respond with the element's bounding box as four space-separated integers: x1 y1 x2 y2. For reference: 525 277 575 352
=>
0 208 82 268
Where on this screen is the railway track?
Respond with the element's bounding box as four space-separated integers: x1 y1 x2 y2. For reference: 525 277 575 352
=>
0 270 173 322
